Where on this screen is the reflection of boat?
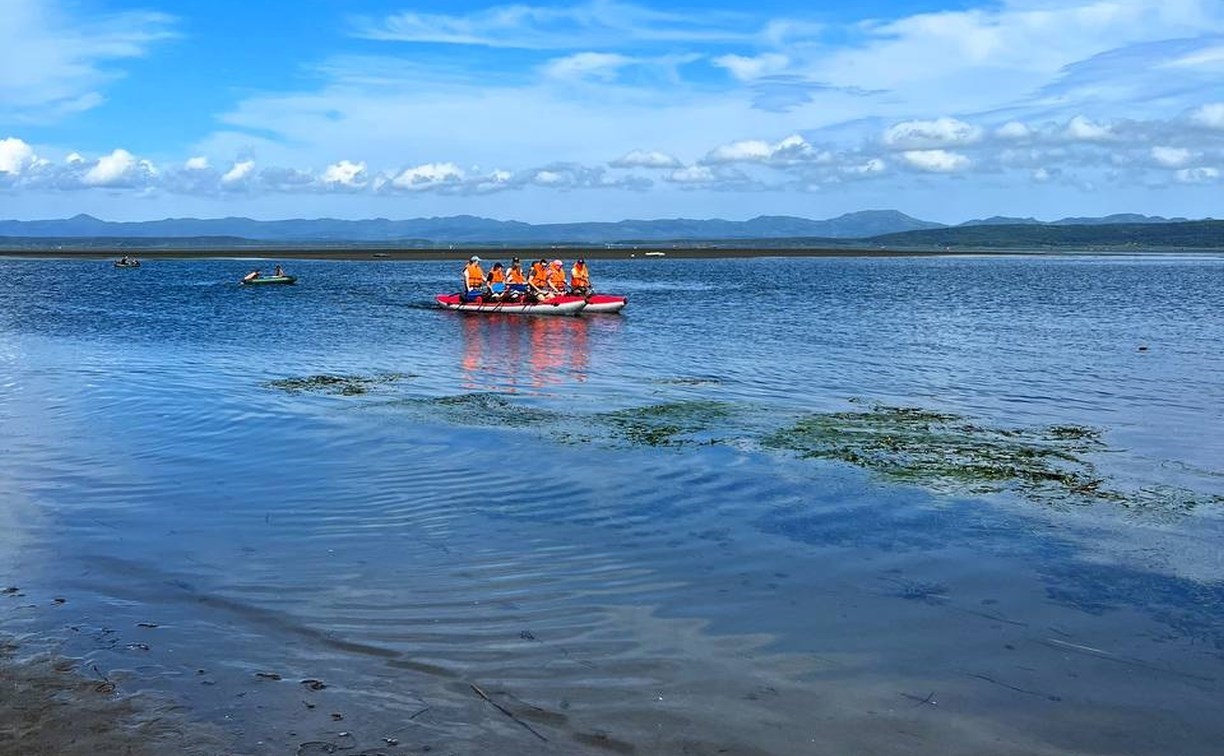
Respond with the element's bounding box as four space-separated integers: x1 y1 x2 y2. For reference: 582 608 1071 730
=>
436 293 587 316
242 275 297 285
113 259 141 268
458 312 590 390
584 294 627 314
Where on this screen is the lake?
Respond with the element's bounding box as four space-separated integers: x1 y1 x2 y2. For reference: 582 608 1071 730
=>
2 253 1223 755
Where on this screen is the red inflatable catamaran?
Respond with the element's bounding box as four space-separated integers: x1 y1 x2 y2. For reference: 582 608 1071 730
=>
435 292 628 315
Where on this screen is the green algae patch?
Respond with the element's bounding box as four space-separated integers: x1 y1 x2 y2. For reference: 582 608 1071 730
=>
429 392 560 428
763 404 1109 502
266 373 409 396
596 400 734 447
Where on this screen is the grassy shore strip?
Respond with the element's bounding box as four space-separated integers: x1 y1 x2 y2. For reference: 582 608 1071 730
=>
1 246 1061 261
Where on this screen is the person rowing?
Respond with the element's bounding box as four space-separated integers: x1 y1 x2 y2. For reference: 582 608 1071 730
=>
486 262 507 300
546 259 568 296
462 255 486 301
505 257 528 300
528 258 550 299
242 269 261 283
569 258 592 296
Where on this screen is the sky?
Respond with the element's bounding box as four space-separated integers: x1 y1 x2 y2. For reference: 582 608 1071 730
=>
1 0 1222 223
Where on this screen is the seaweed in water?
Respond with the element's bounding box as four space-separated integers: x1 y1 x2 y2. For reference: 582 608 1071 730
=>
596 400 734 447
761 403 1187 509
266 373 409 396
429 392 560 428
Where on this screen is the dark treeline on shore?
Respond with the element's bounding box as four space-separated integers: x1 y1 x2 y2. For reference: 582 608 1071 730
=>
1 219 1222 256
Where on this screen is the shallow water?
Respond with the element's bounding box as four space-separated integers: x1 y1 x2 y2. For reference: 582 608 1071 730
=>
2 254 1223 754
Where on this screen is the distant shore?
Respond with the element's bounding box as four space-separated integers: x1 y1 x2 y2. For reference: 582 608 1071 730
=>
0 245 1154 261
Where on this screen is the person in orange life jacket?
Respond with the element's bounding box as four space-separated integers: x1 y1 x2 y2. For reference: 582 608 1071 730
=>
505 257 528 299
462 255 486 300
486 262 507 299
528 258 550 298
569 258 591 296
546 259 568 295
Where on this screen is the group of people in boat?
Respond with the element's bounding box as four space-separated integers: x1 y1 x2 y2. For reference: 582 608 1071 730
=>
462 255 592 302
242 265 287 283
115 256 140 267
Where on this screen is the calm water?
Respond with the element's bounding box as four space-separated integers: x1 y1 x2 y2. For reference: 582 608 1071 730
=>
2 254 1223 755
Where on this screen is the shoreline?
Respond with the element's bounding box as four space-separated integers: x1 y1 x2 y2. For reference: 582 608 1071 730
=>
1 245 1219 261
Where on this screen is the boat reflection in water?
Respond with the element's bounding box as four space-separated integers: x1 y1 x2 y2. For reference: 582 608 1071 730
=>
459 314 590 391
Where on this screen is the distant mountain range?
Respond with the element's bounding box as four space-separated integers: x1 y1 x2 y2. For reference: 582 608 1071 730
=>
0 211 1220 250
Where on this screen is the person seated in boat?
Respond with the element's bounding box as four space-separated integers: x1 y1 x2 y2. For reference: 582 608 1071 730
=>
505 257 528 300
546 259 568 296
243 269 261 283
462 255 486 301
274 265 285 277
486 262 507 300
569 258 592 296
527 258 550 299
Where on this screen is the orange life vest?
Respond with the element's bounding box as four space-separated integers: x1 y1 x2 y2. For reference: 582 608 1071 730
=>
528 263 548 287
546 267 567 289
507 265 526 284
464 262 485 289
570 263 590 288
488 267 506 284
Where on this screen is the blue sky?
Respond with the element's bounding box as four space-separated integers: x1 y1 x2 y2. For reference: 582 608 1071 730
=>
1 0 1222 222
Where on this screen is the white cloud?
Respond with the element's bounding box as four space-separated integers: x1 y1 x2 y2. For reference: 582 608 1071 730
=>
351 1 752 49
66 152 84 165
0 0 175 123
1175 166 1220 183
0 137 38 175
843 158 886 176
83 148 154 187
184 156 209 170
1065 115 1114 141
995 121 1032 140
1190 102 1224 129
1151 146 1193 167
221 160 255 184
901 149 970 173
391 162 465 190
705 133 817 164
666 165 715 183
883 118 981 149
610 149 681 168
320 159 367 187
542 52 634 81
712 53 789 81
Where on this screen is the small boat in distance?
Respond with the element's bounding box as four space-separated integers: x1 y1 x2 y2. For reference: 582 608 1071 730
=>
241 275 297 285
113 257 141 268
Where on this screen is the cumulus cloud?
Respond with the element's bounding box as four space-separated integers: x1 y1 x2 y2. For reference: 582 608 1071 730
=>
184 156 209 170
1175 166 1220 183
83 148 155 187
0 137 39 175
1065 116 1114 142
705 134 818 165
1190 102 1224 129
666 165 715 183
390 162 465 190
900 149 970 173
1151 146 1193 167
610 149 681 168
320 159 367 187
221 160 255 184
843 158 886 176
995 121 1032 140
883 118 982 149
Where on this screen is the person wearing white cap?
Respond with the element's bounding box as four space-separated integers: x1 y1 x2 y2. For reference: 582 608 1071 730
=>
463 255 486 300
